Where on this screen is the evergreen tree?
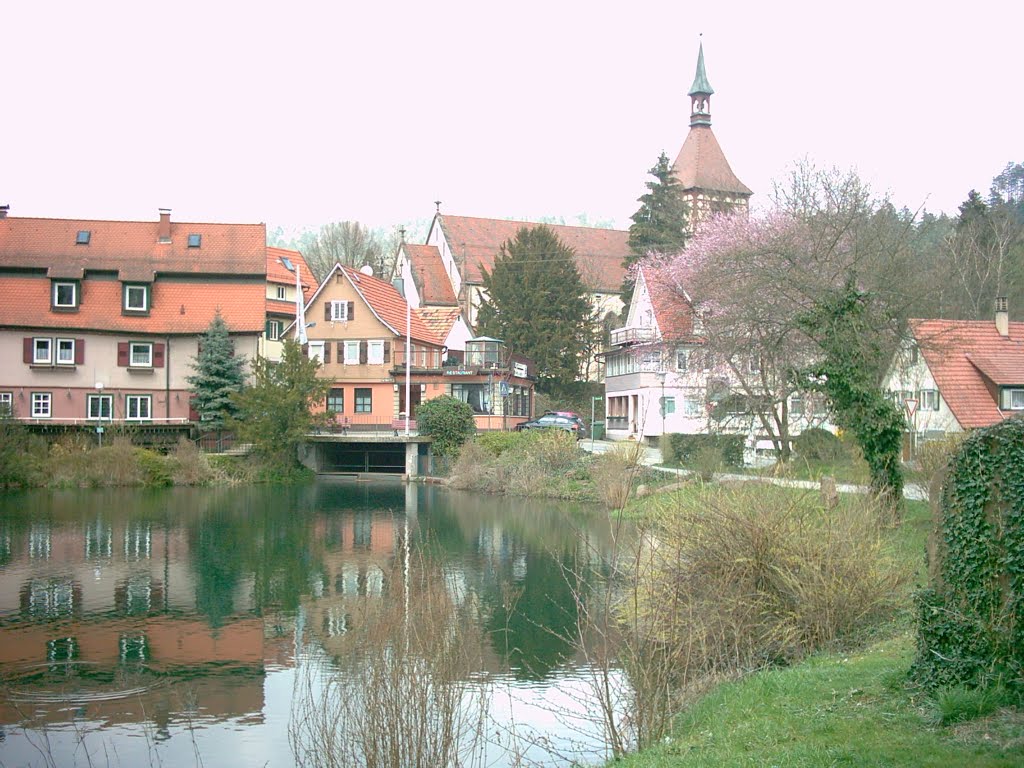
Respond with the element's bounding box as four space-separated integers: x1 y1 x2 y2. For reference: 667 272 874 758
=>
623 151 689 305
477 226 594 396
187 312 246 431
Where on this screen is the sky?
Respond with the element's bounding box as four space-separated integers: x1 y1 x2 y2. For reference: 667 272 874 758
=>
2 1 1021 238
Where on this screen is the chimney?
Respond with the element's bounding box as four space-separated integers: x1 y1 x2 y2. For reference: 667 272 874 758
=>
995 297 1009 337
0 205 9 219
158 208 171 243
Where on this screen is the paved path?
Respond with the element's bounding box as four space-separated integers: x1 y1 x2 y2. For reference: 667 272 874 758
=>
580 439 927 501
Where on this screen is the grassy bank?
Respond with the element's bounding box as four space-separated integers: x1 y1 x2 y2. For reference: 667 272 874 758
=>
609 495 1024 766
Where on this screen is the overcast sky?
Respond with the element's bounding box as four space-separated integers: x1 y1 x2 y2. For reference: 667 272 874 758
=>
3 1 1020 236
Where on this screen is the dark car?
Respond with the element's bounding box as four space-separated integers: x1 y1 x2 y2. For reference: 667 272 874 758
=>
544 410 587 432
517 414 587 439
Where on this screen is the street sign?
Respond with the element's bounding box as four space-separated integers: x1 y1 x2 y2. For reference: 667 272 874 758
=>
904 398 918 418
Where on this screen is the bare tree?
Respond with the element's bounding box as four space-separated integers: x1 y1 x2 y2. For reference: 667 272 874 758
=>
301 222 400 283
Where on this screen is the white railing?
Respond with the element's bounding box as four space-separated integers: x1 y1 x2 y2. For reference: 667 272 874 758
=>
610 326 657 346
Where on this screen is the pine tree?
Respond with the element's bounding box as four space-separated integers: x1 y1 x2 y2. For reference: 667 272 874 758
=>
187 312 247 432
623 152 690 305
477 226 594 396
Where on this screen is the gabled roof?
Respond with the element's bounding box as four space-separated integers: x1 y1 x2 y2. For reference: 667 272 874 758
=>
0 215 266 281
433 214 628 293
911 318 1024 428
267 246 313 289
0 275 265 334
640 265 699 343
671 126 753 197
416 306 462 342
402 244 457 305
303 264 441 346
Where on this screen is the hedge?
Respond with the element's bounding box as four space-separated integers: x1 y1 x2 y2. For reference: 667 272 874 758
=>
663 433 745 468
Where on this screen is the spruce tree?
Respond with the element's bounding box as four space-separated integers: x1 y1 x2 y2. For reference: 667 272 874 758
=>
187 311 247 431
623 151 689 305
477 226 594 396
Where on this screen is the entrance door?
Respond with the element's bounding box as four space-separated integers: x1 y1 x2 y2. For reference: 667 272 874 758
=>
398 386 423 418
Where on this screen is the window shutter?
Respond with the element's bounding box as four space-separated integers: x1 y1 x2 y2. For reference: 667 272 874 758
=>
323 343 332 363
23 338 33 364
337 342 343 359
348 301 354 320
359 341 368 365
154 343 166 368
383 341 391 363
265 320 272 336
75 339 85 365
325 302 332 322
117 342 130 367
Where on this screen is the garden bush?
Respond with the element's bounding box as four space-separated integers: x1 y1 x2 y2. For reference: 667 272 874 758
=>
911 418 1024 693
416 396 476 457
662 433 744 468
792 427 845 463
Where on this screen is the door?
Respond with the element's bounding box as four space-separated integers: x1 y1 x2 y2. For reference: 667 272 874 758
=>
398 386 423 418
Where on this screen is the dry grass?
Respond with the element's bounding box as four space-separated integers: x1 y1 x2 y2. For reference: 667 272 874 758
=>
592 442 646 510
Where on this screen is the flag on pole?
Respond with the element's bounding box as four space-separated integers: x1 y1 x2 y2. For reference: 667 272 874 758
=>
295 264 308 345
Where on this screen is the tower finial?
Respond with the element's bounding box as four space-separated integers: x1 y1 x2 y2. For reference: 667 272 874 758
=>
688 40 714 126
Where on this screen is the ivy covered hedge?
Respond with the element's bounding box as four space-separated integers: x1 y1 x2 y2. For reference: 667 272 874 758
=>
911 418 1024 692
663 433 745 468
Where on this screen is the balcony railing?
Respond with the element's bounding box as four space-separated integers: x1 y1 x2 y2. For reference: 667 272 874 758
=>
610 326 657 346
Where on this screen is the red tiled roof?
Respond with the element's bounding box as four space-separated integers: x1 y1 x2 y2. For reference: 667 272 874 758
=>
435 215 628 292
338 266 441 346
671 125 752 196
0 275 265 334
267 246 313 290
0 216 266 280
267 298 300 317
643 266 698 342
415 307 462 342
911 318 1024 428
403 244 457 306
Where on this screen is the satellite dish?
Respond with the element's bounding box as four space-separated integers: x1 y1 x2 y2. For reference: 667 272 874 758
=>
359 264 374 276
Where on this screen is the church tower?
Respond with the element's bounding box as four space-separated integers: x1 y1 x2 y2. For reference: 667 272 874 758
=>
671 41 752 229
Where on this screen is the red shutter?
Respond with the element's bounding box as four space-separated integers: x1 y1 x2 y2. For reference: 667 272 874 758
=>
324 302 332 321
117 342 129 367
383 341 391 364
23 337 33 364
153 343 165 368
323 343 331 364
359 341 368 365
347 301 354 320
75 339 85 365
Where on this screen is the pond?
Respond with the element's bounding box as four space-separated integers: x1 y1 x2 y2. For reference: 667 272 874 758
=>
0 481 629 767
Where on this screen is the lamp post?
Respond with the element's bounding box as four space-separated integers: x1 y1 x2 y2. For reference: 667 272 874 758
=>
591 394 603 452
656 370 667 438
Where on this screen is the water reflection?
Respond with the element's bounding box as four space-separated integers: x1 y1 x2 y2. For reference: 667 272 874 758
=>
0 482 622 766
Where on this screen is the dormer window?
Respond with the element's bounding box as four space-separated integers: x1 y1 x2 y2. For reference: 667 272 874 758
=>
187 233 202 248
1001 388 1024 411
76 230 91 245
52 281 78 309
124 284 150 313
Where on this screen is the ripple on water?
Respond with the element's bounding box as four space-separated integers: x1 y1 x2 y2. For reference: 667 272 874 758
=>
2 661 167 705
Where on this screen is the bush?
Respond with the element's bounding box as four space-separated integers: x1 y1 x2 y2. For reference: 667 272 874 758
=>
692 445 724 482
170 437 213 485
416 396 476 457
592 442 645 509
663 433 744 468
912 418 1024 693
136 448 173 487
793 427 845 463
658 432 679 465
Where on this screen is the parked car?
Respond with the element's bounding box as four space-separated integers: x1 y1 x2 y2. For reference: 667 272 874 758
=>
544 410 587 431
517 414 587 439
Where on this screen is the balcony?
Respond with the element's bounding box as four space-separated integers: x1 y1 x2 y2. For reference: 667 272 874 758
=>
610 326 657 347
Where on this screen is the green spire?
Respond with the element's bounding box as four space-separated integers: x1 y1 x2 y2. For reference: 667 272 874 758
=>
688 41 714 97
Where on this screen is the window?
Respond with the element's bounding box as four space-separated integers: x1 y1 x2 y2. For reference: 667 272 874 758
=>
909 344 920 365
266 319 282 340
33 338 52 365
683 397 703 417
790 394 804 416
308 341 324 362
87 394 112 420
187 233 202 248
124 284 149 312
661 396 676 415
32 392 51 418
344 340 360 365
276 285 286 300
1002 388 1024 411
329 301 348 322
368 340 385 365
327 388 344 413
53 281 77 308
919 389 940 411
354 388 372 413
281 257 294 271
56 338 75 365
130 342 152 367
76 230 91 245
452 383 490 414
0 392 11 416
639 349 662 371
126 395 151 420
676 349 689 372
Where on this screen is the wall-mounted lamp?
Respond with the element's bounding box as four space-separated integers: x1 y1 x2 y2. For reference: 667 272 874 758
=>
66 389 72 399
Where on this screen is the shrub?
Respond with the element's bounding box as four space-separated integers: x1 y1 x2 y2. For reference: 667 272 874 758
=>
793 427 845 463
930 683 1010 725
592 442 645 509
135 448 173 487
663 433 744 468
170 437 213 485
911 418 1024 693
692 445 724 482
416 396 476 457
658 432 679 465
